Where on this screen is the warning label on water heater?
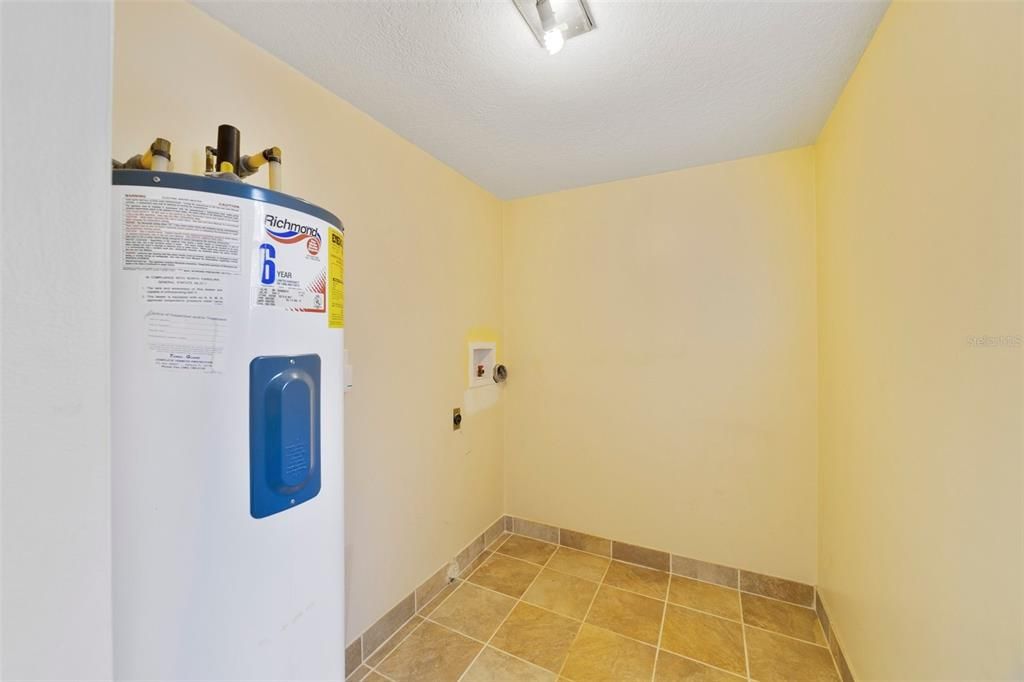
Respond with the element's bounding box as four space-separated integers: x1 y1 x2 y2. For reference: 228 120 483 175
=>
122 191 241 273
327 227 344 328
252 207 327 313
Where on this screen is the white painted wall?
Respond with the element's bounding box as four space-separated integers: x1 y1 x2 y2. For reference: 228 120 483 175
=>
0 2 114 678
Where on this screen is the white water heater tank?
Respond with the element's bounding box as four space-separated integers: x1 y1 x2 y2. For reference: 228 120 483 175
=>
110 170 345 679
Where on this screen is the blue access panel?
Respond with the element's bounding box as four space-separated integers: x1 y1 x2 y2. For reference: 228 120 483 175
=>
250 354 321 518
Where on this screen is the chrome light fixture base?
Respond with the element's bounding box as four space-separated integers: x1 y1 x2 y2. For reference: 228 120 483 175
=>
513 0 595 50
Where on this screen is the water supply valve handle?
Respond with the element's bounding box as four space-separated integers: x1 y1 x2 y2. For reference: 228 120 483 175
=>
493 364 508 383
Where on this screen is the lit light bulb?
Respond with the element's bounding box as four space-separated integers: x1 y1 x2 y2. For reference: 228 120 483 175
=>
543 28 565 55
536 0 566 56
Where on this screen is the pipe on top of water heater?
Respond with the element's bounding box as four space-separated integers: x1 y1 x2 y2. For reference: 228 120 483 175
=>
240 146 283 192
112 137 171 171
215 124 241 175
206 124 284 191
116 125 283 191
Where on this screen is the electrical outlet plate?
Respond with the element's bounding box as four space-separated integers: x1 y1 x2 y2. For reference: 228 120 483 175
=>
512 0 595 46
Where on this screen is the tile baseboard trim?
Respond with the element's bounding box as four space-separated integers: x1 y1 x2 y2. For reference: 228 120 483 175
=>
816 590 856 682
344 514 508 679
507 514 816 607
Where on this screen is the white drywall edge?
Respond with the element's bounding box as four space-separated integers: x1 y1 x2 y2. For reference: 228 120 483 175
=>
0 1 114 678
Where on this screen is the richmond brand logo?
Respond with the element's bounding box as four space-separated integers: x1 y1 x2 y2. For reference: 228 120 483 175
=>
264 214 322 244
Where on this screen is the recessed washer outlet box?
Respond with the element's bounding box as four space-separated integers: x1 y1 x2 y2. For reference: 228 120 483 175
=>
468 342 497 389
512 0 595 46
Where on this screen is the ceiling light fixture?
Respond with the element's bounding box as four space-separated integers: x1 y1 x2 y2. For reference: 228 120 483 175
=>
512 0 595 56
536 0 566 55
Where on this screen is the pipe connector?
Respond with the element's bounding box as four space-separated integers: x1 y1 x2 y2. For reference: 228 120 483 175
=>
239 147 282 176
239 147 283 190
145 138 172 166
115 137 172 171
205 146 218 173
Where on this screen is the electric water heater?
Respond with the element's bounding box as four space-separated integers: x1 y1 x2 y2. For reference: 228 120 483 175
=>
110 154 345 679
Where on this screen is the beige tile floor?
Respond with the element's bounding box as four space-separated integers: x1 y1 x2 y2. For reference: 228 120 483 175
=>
350 533 841 682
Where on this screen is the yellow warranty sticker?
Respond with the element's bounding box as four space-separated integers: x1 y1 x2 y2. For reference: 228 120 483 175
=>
328 227 344 328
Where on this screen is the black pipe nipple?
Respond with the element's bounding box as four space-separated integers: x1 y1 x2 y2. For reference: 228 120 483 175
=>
216 124 240 173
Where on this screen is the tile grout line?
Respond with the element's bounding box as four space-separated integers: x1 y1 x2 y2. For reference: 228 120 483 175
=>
417 611 552 678
646 566 672 682
741 621 844 682
425 617 554 679
455 535 557 681
557 516 589 679
662 651 749 680
485 543 678 650
735 588 816 610
484 537 831 667
361 529 512 680
497 546 671 610
740 582 753 682
486 541 762 680
555 543 615 682
359 531 571 680
499 540 745 621
361 574 459 675
487 535 674 680
523 536 748 680
817 601 845 681
352 515 506 678
430 537 515 680
814 590 845 680
664 592 743 626
743 622 834 650
650 588 670 682
466 574 666 656
361 617 424 680
656 584 750 679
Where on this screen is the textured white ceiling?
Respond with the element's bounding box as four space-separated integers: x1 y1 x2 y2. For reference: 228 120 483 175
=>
195 0 888 199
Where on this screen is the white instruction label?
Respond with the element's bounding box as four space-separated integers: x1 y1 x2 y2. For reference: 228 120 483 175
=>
140 274 226 306
251 205 328 313
145 311 226 373
122 191 241 273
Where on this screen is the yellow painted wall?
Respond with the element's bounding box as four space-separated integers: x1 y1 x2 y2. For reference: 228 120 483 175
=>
112 1 504 640
503 148 820 584
815 2 1023 678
